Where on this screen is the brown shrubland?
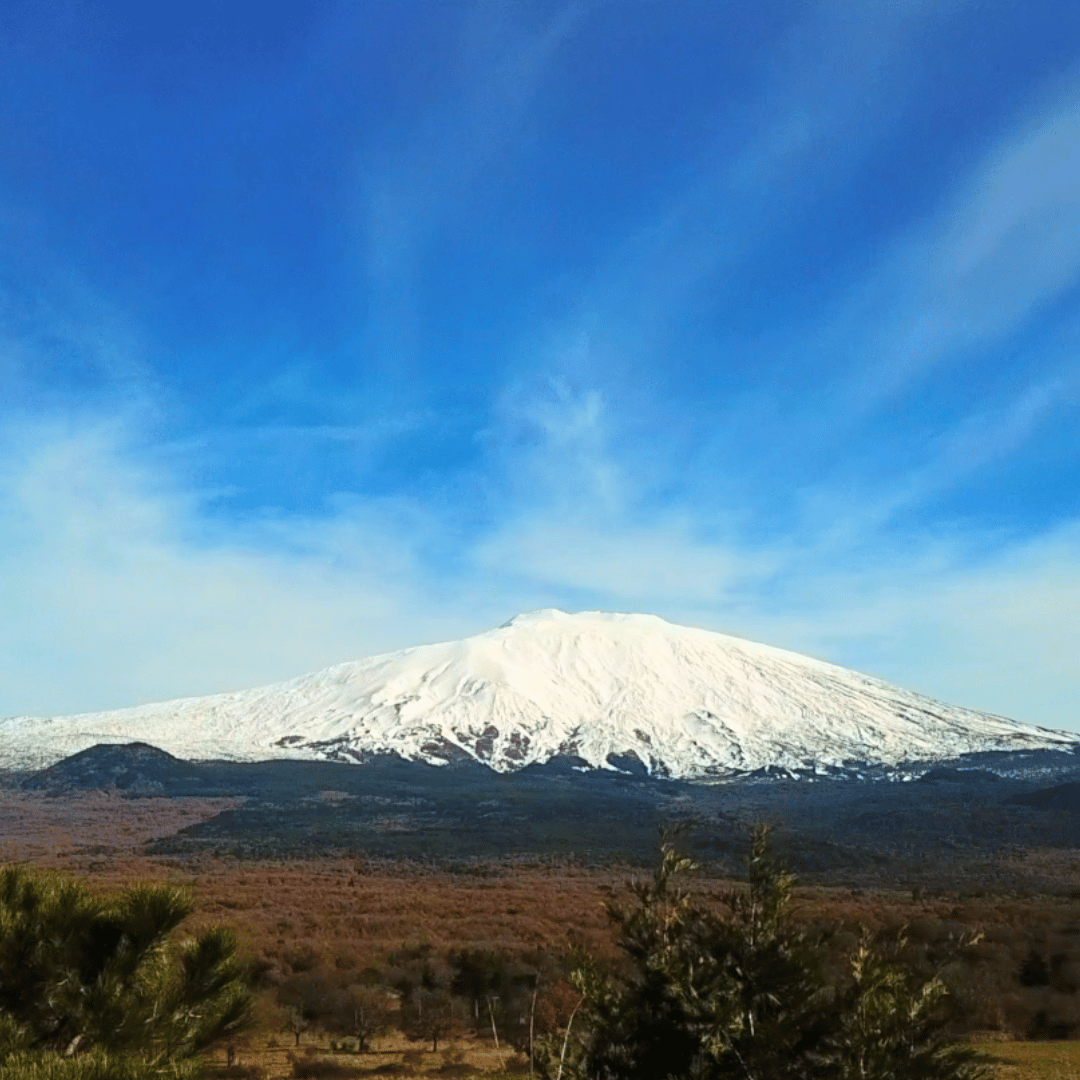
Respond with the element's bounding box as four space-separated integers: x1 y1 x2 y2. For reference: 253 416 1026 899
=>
4 786 1080 1063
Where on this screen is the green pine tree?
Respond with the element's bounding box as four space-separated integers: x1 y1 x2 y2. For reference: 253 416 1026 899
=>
537 825 988 1080
0 865 251 1076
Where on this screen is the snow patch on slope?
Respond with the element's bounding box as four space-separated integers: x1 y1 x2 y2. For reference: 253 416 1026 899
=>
1 610 1075 776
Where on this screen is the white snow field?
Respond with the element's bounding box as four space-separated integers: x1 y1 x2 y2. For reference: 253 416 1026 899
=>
1 610 1076 776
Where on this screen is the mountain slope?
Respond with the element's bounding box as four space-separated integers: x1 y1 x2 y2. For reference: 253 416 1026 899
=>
2 610 1076 777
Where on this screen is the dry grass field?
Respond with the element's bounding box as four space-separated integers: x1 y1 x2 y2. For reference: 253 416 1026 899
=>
201 1034 1080 1080
972 1037 1080 1079
204 1033 534 1080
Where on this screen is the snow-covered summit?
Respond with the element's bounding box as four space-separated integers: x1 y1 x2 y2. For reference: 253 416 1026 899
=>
2 610 1076 776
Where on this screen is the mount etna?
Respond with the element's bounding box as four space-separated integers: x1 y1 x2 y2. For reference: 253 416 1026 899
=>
3 611 1080 885
1 609 1075 776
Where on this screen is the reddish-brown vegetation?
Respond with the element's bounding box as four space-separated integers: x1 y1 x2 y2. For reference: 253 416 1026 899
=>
3 787 1080 1051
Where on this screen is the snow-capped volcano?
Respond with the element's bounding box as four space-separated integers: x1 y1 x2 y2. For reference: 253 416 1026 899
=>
2 610 1076 777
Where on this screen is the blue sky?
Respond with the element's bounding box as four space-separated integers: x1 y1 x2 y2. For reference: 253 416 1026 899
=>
2 0 1079 732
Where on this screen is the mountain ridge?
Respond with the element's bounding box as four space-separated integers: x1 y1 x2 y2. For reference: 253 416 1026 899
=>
2 609 1076 777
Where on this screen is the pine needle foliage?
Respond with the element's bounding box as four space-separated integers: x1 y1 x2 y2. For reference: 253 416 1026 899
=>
537 825 988 1080
0 865 251 1073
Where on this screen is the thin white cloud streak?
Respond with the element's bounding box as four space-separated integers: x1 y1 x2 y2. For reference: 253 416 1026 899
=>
519 2 1078 514
475 518 769 604
477 380 778 601
790 374 1077 554
691 73 1080 553
830 73 1080 417
540 0 958 388
490 378 623 514
357 1 586 377
0 259 155 415
474 3 979 565
511 16 1080 575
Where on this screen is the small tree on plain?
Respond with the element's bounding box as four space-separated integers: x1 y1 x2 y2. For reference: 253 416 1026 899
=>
275 976 327 1048
329 985 393 1053
401 989 462 1054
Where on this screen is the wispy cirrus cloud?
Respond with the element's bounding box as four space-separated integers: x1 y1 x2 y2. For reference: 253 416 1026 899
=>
357 0 587 381
830 75 1080 420
0 416 496 716
0 253 154 417
536 0 959 392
